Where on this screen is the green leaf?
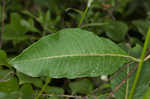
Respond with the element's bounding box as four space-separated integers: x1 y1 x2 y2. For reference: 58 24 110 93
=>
129 44 142 58
133 20 150 36
118 42 130 53
103 20 128 42
39 86 64 99
69 79 94 94
111 63 128 99
111 61 150 99
0 69 13 81
129 37 143 46
36 10 57 33
143 87 150 99
0 84 34 99
10 28 131 78
20 19 40 33
0 91 20 99
17 72 43 88
34 0 61 12
0 50 8 66
65 8 82 15
115 0 131 13
0 78 19 93
20 84 34 99
3 13 38 43
45 86 64 94
3 13 28 42
131 62 150 99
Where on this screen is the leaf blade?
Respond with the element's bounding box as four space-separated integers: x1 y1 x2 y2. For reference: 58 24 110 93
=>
10 28 130 78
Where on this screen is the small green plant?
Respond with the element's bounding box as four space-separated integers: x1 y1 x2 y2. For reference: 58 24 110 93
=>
1 0 150 99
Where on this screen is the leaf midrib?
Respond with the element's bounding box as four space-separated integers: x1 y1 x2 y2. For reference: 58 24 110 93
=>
10 53 139 63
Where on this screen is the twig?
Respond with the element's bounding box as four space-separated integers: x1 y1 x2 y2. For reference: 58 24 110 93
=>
42 94 82 98
0 0 6 48
0 79 11 82
106 64 138 99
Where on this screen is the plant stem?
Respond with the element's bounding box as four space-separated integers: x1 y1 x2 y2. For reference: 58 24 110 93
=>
35 77 51 99
78 6 89 27
81 23 108 28
129 27 150 99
